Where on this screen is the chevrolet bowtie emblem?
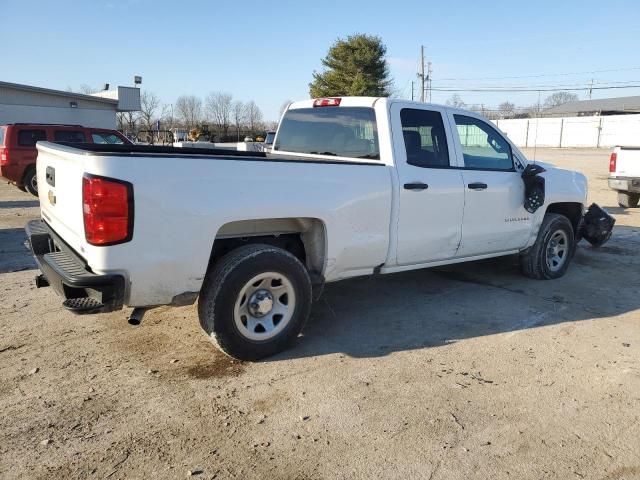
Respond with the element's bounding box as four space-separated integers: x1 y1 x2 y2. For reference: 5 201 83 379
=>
48 190 56 206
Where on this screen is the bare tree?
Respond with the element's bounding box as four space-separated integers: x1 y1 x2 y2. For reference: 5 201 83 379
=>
139 91 161 132
446 94 466 108
544 91 578 108
498 101 516 119
206 92 233 140
279 99 292 117
160 103 175 131
232 100 247 141
175 95 202 130
245 100 263 132
79 84 94 94
117 111 138 137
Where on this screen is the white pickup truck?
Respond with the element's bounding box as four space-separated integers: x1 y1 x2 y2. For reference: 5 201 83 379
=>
26 97 613 360
609 146 640 208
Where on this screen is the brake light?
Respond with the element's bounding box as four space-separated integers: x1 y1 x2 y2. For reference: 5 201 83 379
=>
313 98 342 107
609 152 617 173
82 174 133 245
0 147 8 165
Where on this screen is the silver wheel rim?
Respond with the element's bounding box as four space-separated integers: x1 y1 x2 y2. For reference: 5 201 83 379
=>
233 272 296 341
546 230 569 272
30 174 38 193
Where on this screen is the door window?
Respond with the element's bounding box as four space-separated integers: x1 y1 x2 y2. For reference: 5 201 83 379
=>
54 130 86 142
454 115 513 170
400 109 450 168
17 129 46 146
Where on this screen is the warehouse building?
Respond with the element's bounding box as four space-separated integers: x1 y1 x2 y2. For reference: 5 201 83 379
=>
0 81 140 129
544 95 640 116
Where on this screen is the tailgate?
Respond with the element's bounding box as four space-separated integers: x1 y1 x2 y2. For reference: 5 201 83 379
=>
36 142 88 255
615 147 640 178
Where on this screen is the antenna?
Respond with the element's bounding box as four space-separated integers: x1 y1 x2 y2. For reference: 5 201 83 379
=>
533 90 541 163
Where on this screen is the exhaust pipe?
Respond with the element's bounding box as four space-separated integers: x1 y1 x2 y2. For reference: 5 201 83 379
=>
128 307 146 326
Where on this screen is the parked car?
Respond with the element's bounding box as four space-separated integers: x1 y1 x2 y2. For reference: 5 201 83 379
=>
609 146 640 208
0 123 130 196
25 97 612 360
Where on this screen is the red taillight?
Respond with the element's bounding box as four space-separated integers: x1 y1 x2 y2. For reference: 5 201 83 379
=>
313 98 342 107
609 152 617 173
82 174 133 245
0 147 8 165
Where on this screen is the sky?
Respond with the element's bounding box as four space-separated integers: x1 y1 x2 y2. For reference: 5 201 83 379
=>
3 0 640 120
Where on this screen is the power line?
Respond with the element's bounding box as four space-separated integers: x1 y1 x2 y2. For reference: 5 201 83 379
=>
430 84 640 93
431 80 640 89
437 66 640 81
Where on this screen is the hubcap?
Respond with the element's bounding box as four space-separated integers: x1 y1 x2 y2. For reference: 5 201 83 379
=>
248 290 274 317
546 230 569 272
233 272 296 341
31 175 38 193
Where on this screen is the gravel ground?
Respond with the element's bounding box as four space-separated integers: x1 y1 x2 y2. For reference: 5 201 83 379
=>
0 148 639 479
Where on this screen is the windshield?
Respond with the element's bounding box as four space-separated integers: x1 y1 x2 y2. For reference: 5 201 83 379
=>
274 107 380 159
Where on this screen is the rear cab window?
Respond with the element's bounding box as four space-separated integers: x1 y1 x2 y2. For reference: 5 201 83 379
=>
54 130 86 142
0 127 5 146
274 107 380 160
18 129 47 146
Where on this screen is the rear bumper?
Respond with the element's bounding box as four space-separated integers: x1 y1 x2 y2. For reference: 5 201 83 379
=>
609 176 640 193
25 219 125 313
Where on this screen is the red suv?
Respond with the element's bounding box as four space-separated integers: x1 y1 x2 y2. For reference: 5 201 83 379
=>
0 124 131 196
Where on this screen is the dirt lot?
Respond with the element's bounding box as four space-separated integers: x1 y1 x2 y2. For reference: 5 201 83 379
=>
0 148 639 480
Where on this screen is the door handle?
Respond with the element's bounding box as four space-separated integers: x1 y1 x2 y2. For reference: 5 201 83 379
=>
404 182 429 191
467 182 488 190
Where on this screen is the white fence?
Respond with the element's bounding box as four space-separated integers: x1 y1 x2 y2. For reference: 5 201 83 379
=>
493 114 640 148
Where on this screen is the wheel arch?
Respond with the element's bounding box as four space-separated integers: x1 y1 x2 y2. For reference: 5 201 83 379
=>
209 217 327 276
545 202 583 236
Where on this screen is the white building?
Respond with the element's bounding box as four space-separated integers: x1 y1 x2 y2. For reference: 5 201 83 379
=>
0 81 141 129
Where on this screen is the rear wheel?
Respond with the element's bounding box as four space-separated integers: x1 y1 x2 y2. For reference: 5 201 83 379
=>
23 167 38 196
618 191 640 208
521 213 576 280
198 244 312 361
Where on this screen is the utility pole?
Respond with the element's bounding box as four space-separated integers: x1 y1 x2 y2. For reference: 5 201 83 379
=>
588 78 594 100
427 61 433 102
411 81 414 101
419 45 425 102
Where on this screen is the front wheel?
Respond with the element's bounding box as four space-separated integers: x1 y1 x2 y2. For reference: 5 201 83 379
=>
198 244 312 361
520 213 576 280
618 191 640 208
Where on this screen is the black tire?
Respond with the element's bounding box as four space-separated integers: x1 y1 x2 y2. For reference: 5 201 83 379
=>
618 191 640 208
198 244 312 361
23 167 38 197
520 213 576 280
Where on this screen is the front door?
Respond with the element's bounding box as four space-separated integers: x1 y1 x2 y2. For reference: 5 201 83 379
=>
450 114 532 257
392 104 465 265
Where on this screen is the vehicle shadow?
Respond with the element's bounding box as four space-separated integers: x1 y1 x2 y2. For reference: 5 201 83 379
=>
275 224 639 361
0 227 36 274
0 200 39 209
601 206 633 216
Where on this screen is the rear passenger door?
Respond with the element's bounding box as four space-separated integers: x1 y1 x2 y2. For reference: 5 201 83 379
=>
391 104 465 265
449 114 531 257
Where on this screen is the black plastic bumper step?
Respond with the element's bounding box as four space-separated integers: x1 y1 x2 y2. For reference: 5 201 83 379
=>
62 297 105 314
